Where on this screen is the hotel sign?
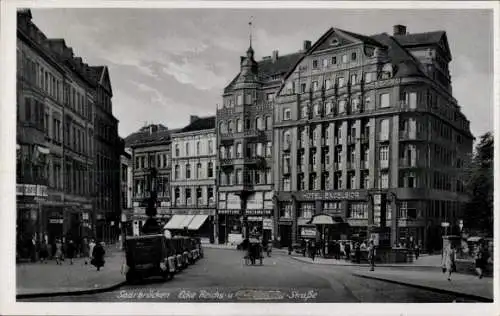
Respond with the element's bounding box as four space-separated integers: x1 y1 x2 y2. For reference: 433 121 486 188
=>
299 190 366 201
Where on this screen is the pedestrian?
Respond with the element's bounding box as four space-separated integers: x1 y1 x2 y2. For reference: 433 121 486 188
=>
89 238 96 262
475 242 489 279
287 243 292 256
414 243 420 260
302 239 307 257
368 240 376 271
442 243 457 281
310 241 316 261
82 237 90 264
355 242 361 264
91 241 106 271
66 239 76 265
54 238 63 265
39 239 49 263
344 242 351 261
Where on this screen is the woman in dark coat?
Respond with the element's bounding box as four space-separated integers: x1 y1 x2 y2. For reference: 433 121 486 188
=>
91 241 106 271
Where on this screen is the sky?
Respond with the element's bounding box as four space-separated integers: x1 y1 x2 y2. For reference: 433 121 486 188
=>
29 8 494 140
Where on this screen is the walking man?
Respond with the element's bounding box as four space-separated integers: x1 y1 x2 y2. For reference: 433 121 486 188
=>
368 240 376 271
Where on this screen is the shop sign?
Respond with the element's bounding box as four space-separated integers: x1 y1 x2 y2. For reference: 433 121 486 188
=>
218 209 241 215
263 218 273 230
245 209 272 216
247 216 263 222
301 227 317 237
299 190 366 201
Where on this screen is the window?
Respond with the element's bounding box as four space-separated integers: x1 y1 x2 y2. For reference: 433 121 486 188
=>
228 145 234 158
219 146 226 159
351 52 357 61
378 172 389 189
349 173 356 189
196 141 201 155
380 93 390 108
362 173 370 189
197 163 203 178
322 59 328 68
228 120 234 133
314 103 320 116
312 81 319 91
185 164 191 179
380 145 389 168
338 77 345 87
219 122 226 134
196 188 203 205
236 143 242 158
185 188 192 205
349 203 367 219
301 106 308 119
365 72 373 83
379 119 390 141
281 203 292 218
25 98 31 121
312 60 318 69
208 162 214 178
236 169 242 184
331 56 337 64
266 169 272 184
351 98 359 112
208 140 213 154
266 93 274 101
173 165 179 179
365 96 372 110
245 119 251 130
350 74 357 85
185 142 190 156
339 100 346 114
324 79 331 90
265 116 272 130
325 102 332 114
283 108 291 121
266 142 272 157
342 55 348 63
283 177 291 191
237 95 243 105
236 119 242 132
256 117 264 130
245 93 253 104
301 83 307 93
299 203 314 219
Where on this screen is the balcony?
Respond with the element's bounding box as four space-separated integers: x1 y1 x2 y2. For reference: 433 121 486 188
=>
399 130 418 141
399 158 418 168
219 158 234 167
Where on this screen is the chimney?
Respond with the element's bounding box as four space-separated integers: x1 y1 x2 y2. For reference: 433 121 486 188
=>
272 50 279 63
190 115 200 123
303 40 312 51
393 24 407 36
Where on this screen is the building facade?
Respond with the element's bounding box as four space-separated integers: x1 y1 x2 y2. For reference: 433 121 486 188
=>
16 10 110 256
216 40 308 244
120 146 133 235
125 124 174 235
272 25 473 250
167 116 217 242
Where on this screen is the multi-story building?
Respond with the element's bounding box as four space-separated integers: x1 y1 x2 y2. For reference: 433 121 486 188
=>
216 39 308 244
272 25 473 250
16 10 98 255
166 116 217 242
125 124 175 235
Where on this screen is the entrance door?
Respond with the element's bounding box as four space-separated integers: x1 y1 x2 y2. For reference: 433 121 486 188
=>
279 225 292 247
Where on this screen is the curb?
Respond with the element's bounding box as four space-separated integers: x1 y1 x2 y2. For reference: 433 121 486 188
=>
288 256 444 269
351 273 493 302
17 280 127 300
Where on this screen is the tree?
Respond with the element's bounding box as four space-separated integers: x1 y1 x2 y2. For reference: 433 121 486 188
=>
463 132 493 236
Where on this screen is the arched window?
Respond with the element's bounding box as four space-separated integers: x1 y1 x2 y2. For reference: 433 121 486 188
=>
208 162 214 178
197 162 203 178
185 164 191 179
174 165 180 180
219 121 225 133
174 188 180 205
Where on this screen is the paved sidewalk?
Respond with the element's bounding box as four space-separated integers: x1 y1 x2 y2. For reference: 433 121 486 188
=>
351 267 493 301
17 248 126 297
289 254 443 268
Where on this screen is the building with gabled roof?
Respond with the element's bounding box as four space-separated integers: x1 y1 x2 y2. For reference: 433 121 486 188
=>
272 24 473 251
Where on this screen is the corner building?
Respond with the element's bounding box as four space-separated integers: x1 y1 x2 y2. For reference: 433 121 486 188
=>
216 42 308 244
273 25 473 251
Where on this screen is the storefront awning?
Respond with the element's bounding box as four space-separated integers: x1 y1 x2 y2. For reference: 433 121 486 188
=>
164 215 188 230
309 214 344 225
188 215 209 230
179 215 195 229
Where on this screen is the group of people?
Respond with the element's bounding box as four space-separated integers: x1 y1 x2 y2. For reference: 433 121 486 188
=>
441 241 490 281
28 236 106 271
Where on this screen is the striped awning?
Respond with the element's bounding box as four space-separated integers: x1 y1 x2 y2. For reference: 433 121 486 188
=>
187 215 209 230
164 215 187 230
